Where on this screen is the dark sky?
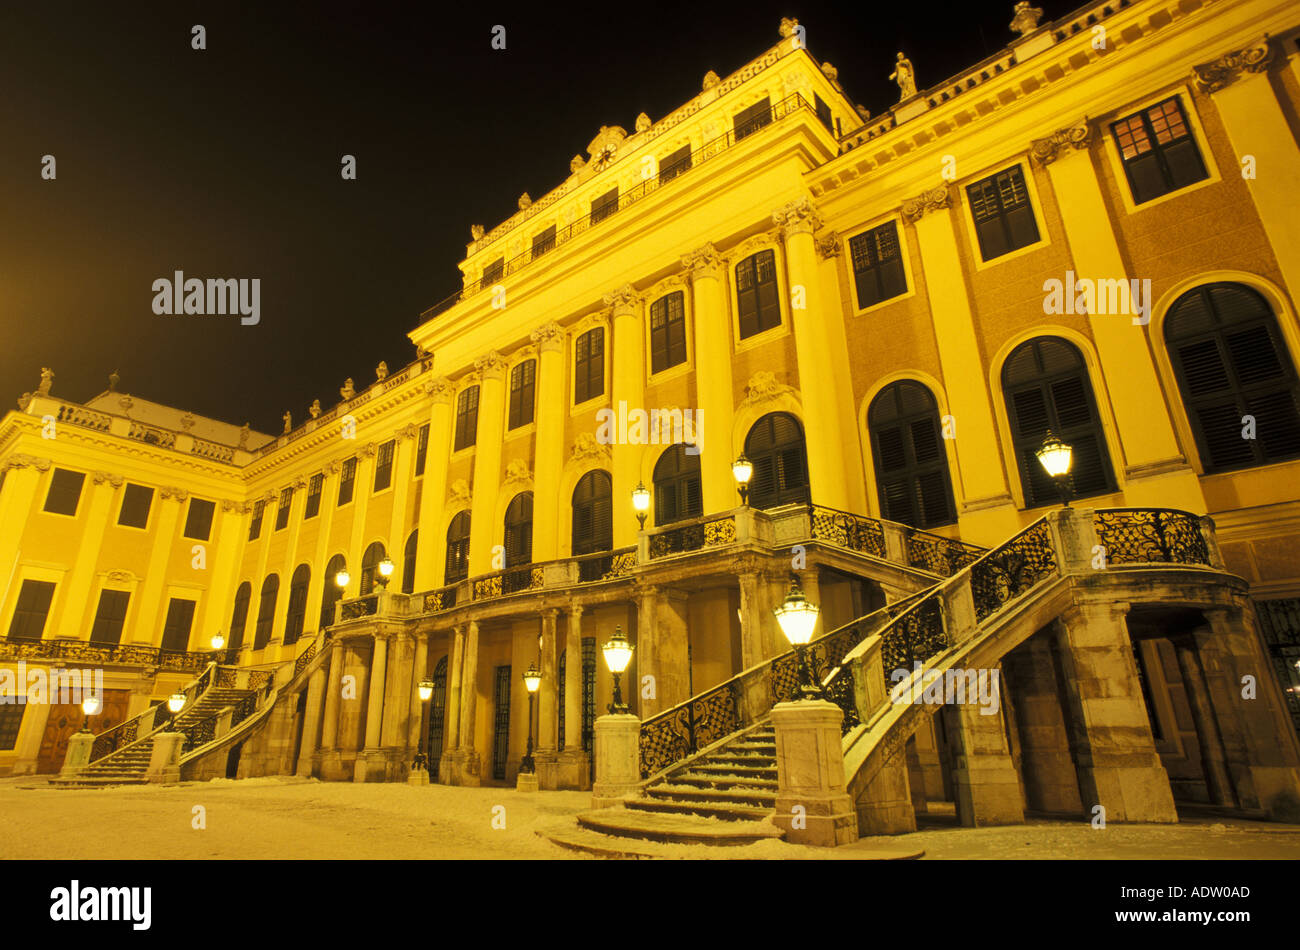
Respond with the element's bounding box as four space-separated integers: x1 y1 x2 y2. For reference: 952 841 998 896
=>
0 0 1078 435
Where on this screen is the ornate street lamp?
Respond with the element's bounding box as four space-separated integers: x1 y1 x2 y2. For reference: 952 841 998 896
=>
631 481 651 530
210 631 226 651
1036 429 1074 508
774 575 823 700
412 678 434 773
602 626 634 714
520 662 541 774
166 691 187 730
377 556 395 590
79 695 101 733
334 567 351 591
732 454 754 506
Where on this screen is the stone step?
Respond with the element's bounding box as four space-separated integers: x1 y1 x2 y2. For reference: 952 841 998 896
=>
699 752 776 767
627 797 773 822
690 763 777 779
674 772 778 791
646 785 777 808
575 808 784 846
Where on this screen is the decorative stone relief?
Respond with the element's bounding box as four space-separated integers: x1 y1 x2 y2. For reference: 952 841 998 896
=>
901 185 951 222
221 499 244 514
1009 2 1044 36
571 432 612 465
180 412 196 430
742 371 795 407
107 570 135 583
1 454 52 472
779 17 800 38
359 442 377 458
160 486 189 502
773 196 823 238
504 458 532 487
1029 119 1092 165
396 423 419 442
447 478 471 508
530 322 565 353
1193 38 1272 93
587 126 626 170
815 231 841 260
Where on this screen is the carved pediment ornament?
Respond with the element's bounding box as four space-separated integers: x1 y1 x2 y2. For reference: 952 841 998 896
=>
530 322 566 353
703 70 721 90
772 196 823 237
742 371 796 407
1029 119 1092 166
474 351 507 381
571 432 612 465
220 499 243 514
504 458 532 487
1193 37 1272 93
901 185 952 223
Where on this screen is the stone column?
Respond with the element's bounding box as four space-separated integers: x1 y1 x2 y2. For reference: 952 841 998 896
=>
438 625 465 781
1173 637 1236 808
737 569 766 671
51 472 120 638
407 631 430 754
904 187 1019 542
606 286 646 549
414 378 456 590
9 698 52 776
1051 601 1178 822
536 609 560 789
1002 634 1084 815
557 605 590 788
386 426 419 578
771 699 859 846
1032 121 1202 509
682 243 735 516
634 586 661 718
530 323 567 561
201 500 249 645
942 681 1026 827
448 619 482 786
0 456 48 582
380 631 414 770
131 487 188 646
296 664 327 777
468 354 507 576
775 197 852 512
354 633 388 782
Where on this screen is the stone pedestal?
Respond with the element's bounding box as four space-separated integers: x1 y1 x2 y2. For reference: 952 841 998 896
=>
516 771 539 792
556 748 591 791
144 732 184 785
772 700 859 847
535 751 559 790
591 714 641 809
59 731 95 777
407 764 430 786
353 749 389 783
440 749 482 787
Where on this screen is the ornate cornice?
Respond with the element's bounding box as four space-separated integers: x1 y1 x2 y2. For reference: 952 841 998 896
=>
602 284 641 316
772 196 822 238
1193 37 1272 93
425 376 455 404
530 322 565 353
681 242 725 281
0 454 51 473
474 351 507 382
901 185 951 223
1029 119 1092 166
92 471 124 487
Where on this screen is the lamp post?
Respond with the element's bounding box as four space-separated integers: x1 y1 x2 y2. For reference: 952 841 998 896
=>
413 678 434 773
732 454 753 507
1035 429 1074 508
166 692 186 731
377 556 395 590
521 662 541 774
602 626 634 714
334 567 351 592
79 695 101 733
773 575 823 700
631 481 651 531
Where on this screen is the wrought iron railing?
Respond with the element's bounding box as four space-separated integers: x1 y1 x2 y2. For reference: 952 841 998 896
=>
1094 508 1210 566
575 548 636 583
422 93 818 320
647 515 737 559
969 519 1059 622
339 596 379 621
0 636 233 672
473 566 544 600
903 528 986 576
89 663 216 762
809 505 887 559
423 586 458 613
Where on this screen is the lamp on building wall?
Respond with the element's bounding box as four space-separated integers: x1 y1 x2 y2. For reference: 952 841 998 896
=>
79 695 101 732
521 662 541 774
335 567 351 591
602 626 634 714
1036 429 1074 508
377 557 395 590
412 678 434 773
631 481 651 530
774 574 824 700
210 631 226 652
732 454 753 506
166 691 187 730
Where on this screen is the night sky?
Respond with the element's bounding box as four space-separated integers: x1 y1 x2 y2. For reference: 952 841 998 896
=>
0 0 1078 435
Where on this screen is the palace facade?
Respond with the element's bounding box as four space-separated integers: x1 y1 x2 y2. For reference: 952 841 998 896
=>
3 0 1300 832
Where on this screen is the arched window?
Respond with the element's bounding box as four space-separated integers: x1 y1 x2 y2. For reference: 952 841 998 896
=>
445 512 471 585
1164 282 1300 472
253 574 279 651
745 412 810 509
427 655 448 778
360 541 387 596
572 470 613 555
228 581 252 652
1002 336 1116 508
401 530 419 594
652 444 702 526
868 381 957 529
284 564 311 646
319 554 346 629
504 493 534 567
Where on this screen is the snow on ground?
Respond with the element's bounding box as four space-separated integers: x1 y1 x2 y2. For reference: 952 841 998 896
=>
0 777 1297 860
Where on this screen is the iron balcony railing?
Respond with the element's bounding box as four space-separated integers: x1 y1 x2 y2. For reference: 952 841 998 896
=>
0 636 236 672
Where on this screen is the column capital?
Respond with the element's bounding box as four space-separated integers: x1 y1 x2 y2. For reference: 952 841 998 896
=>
1193 37 1273 93
1029 118 1092 166
474 351 508 382
530 322 566 353
815 230 841 260
220 499 245 514
901 185 952 222
159 486 189 502
0 454 51 473
602 284 642 316
358 441 377 458
681 242 725 280
326 459 343 475
772 195 823 238
91 471 124 487
569 603 585 620
395 423 419 442
425 376 455 404
542 607 560 622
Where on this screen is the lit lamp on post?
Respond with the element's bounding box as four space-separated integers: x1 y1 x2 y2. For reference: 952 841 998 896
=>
334 567 351 592
1035 430 1074 508
376 557 395 590
631 482 651 531
210 630 226 661
774 575 823 700
412 678 434 775
166 691 186 731
79 695 101 733
732 454 753 507
602 626 634 714
521 662 541 774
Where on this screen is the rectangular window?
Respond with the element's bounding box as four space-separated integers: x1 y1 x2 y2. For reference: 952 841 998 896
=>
531 226 556 259
966 165 1040 261
481 257 504 286
1110 97 1208 204
43 468 85 516
848 222 907 309
6 580 55 641
89 589 131 645
590 188 618 224
160 597 197 652
650 292 688 373
508 360 536 429
117 483 154 529
304 473 323 518
736 249 781 338
338 458 357 505
414 425 430 477
274 487 293 530
734 96 772 141
455 386 480 451
815 93 833 132
248 499 266 539
0 705 23 751
183 497 215 540
491 664 513 781
574 328 605 404
660 144 692 183
374 440 395 492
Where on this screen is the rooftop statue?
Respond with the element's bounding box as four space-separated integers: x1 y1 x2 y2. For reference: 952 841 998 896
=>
635 112 651 133
890 52 917 101
1010 2 1045 36
283 411 292 434
569 154 586 174
518 192 532 210
376 361 388 381
309 399 321 419
238 423 251 448
37 367 54 395
340 378 355 401
470 224 485 240
702 70 720 90
108 369 120 392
